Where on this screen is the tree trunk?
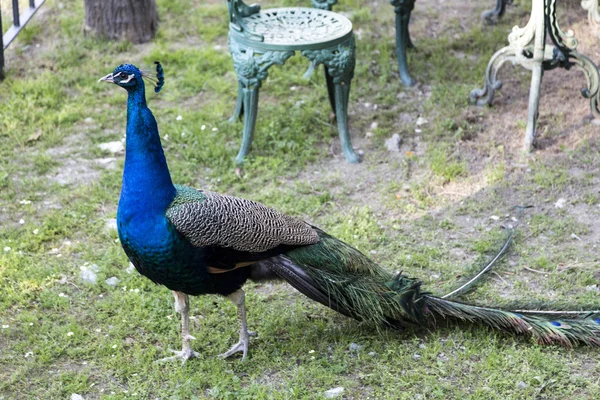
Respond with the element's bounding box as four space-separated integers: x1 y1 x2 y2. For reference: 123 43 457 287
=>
84 0 158 44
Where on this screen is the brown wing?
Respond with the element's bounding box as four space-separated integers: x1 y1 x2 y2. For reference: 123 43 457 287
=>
166 190 319 253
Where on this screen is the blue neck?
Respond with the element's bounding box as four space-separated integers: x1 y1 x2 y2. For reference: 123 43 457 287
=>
119 85 176 217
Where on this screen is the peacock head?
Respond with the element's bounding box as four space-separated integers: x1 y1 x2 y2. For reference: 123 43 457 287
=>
99 62 164 93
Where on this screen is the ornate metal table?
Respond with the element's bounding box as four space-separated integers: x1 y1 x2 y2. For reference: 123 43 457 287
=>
227 0 359 166
470 0 600 151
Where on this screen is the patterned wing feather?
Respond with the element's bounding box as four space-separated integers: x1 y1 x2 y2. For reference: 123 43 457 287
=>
166 186 319 253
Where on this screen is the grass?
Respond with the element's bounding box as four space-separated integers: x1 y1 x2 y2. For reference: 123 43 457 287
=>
1 0 600 398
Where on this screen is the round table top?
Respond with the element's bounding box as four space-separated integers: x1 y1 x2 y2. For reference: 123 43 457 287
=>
232 7 353 51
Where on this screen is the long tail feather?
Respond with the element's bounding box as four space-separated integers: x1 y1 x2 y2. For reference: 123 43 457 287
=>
441 206 531 299
425 296 600 347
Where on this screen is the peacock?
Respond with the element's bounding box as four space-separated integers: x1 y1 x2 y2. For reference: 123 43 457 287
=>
99 62 600 363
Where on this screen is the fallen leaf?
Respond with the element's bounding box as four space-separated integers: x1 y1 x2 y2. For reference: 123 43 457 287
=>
26 130 42 143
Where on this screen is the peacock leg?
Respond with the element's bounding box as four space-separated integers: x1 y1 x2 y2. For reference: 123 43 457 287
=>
218 289 250 361
158 291 199 364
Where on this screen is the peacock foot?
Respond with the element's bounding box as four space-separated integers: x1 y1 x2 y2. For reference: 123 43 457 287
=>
157 347 200 364
218 338 249 361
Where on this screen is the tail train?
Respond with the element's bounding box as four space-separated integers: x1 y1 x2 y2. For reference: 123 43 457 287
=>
258 218 600 348
425 295 600 347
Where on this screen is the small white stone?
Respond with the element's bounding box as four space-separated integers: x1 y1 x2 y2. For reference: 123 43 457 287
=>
19 219 25 224
385 134 402 152
490 215 500 221
181 132 186 137
67 331 74 336
290 86 297 91
19 200 31 205
1 325 9 329
58 292 68 298
415 128 422 133
95 328 102 332
70 394 84 400
212 127 218 132
112 344 118 349
97 141 124 155
176 115 182 121
33 229 39 235
95 158 116 168
416 116 429 126
3 247 11 253
554 198 567 209
349 343 363 352
324 387 344 398
105 277 119 287
25 351 33 358
370 121 378 130
586 284 600 292
104 218 117 232
201 125 206 131
163 134 169 141
80 268 97 284
126 263 136 274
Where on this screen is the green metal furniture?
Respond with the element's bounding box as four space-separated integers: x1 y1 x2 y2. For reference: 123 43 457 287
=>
227 0 358 166
470 0 600 151
313 0 417 87
389 0 417 87
483 0 512 24
314 1 514 87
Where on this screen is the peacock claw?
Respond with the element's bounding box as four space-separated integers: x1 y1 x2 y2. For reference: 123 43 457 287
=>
157 348 200 364
218 339 249 361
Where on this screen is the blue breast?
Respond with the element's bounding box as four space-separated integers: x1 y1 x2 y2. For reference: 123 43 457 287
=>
117 208 216 294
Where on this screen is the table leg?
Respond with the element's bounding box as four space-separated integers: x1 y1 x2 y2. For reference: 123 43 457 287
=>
471 0 600 152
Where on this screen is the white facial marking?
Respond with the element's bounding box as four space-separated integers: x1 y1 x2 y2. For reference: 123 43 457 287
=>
121 74 135 84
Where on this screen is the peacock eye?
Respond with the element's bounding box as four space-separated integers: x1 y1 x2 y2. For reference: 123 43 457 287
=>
118 72 128 79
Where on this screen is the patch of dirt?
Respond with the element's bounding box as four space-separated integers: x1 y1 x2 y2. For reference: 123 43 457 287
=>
46 132 103 187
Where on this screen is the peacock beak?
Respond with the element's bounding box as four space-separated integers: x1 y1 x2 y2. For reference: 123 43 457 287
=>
98 73 115 83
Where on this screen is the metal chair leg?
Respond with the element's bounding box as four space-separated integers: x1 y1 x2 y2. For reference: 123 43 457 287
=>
324 65 336 116
392 0 416 87
235 85 260 167
229 82 244 123
332 79 359 163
